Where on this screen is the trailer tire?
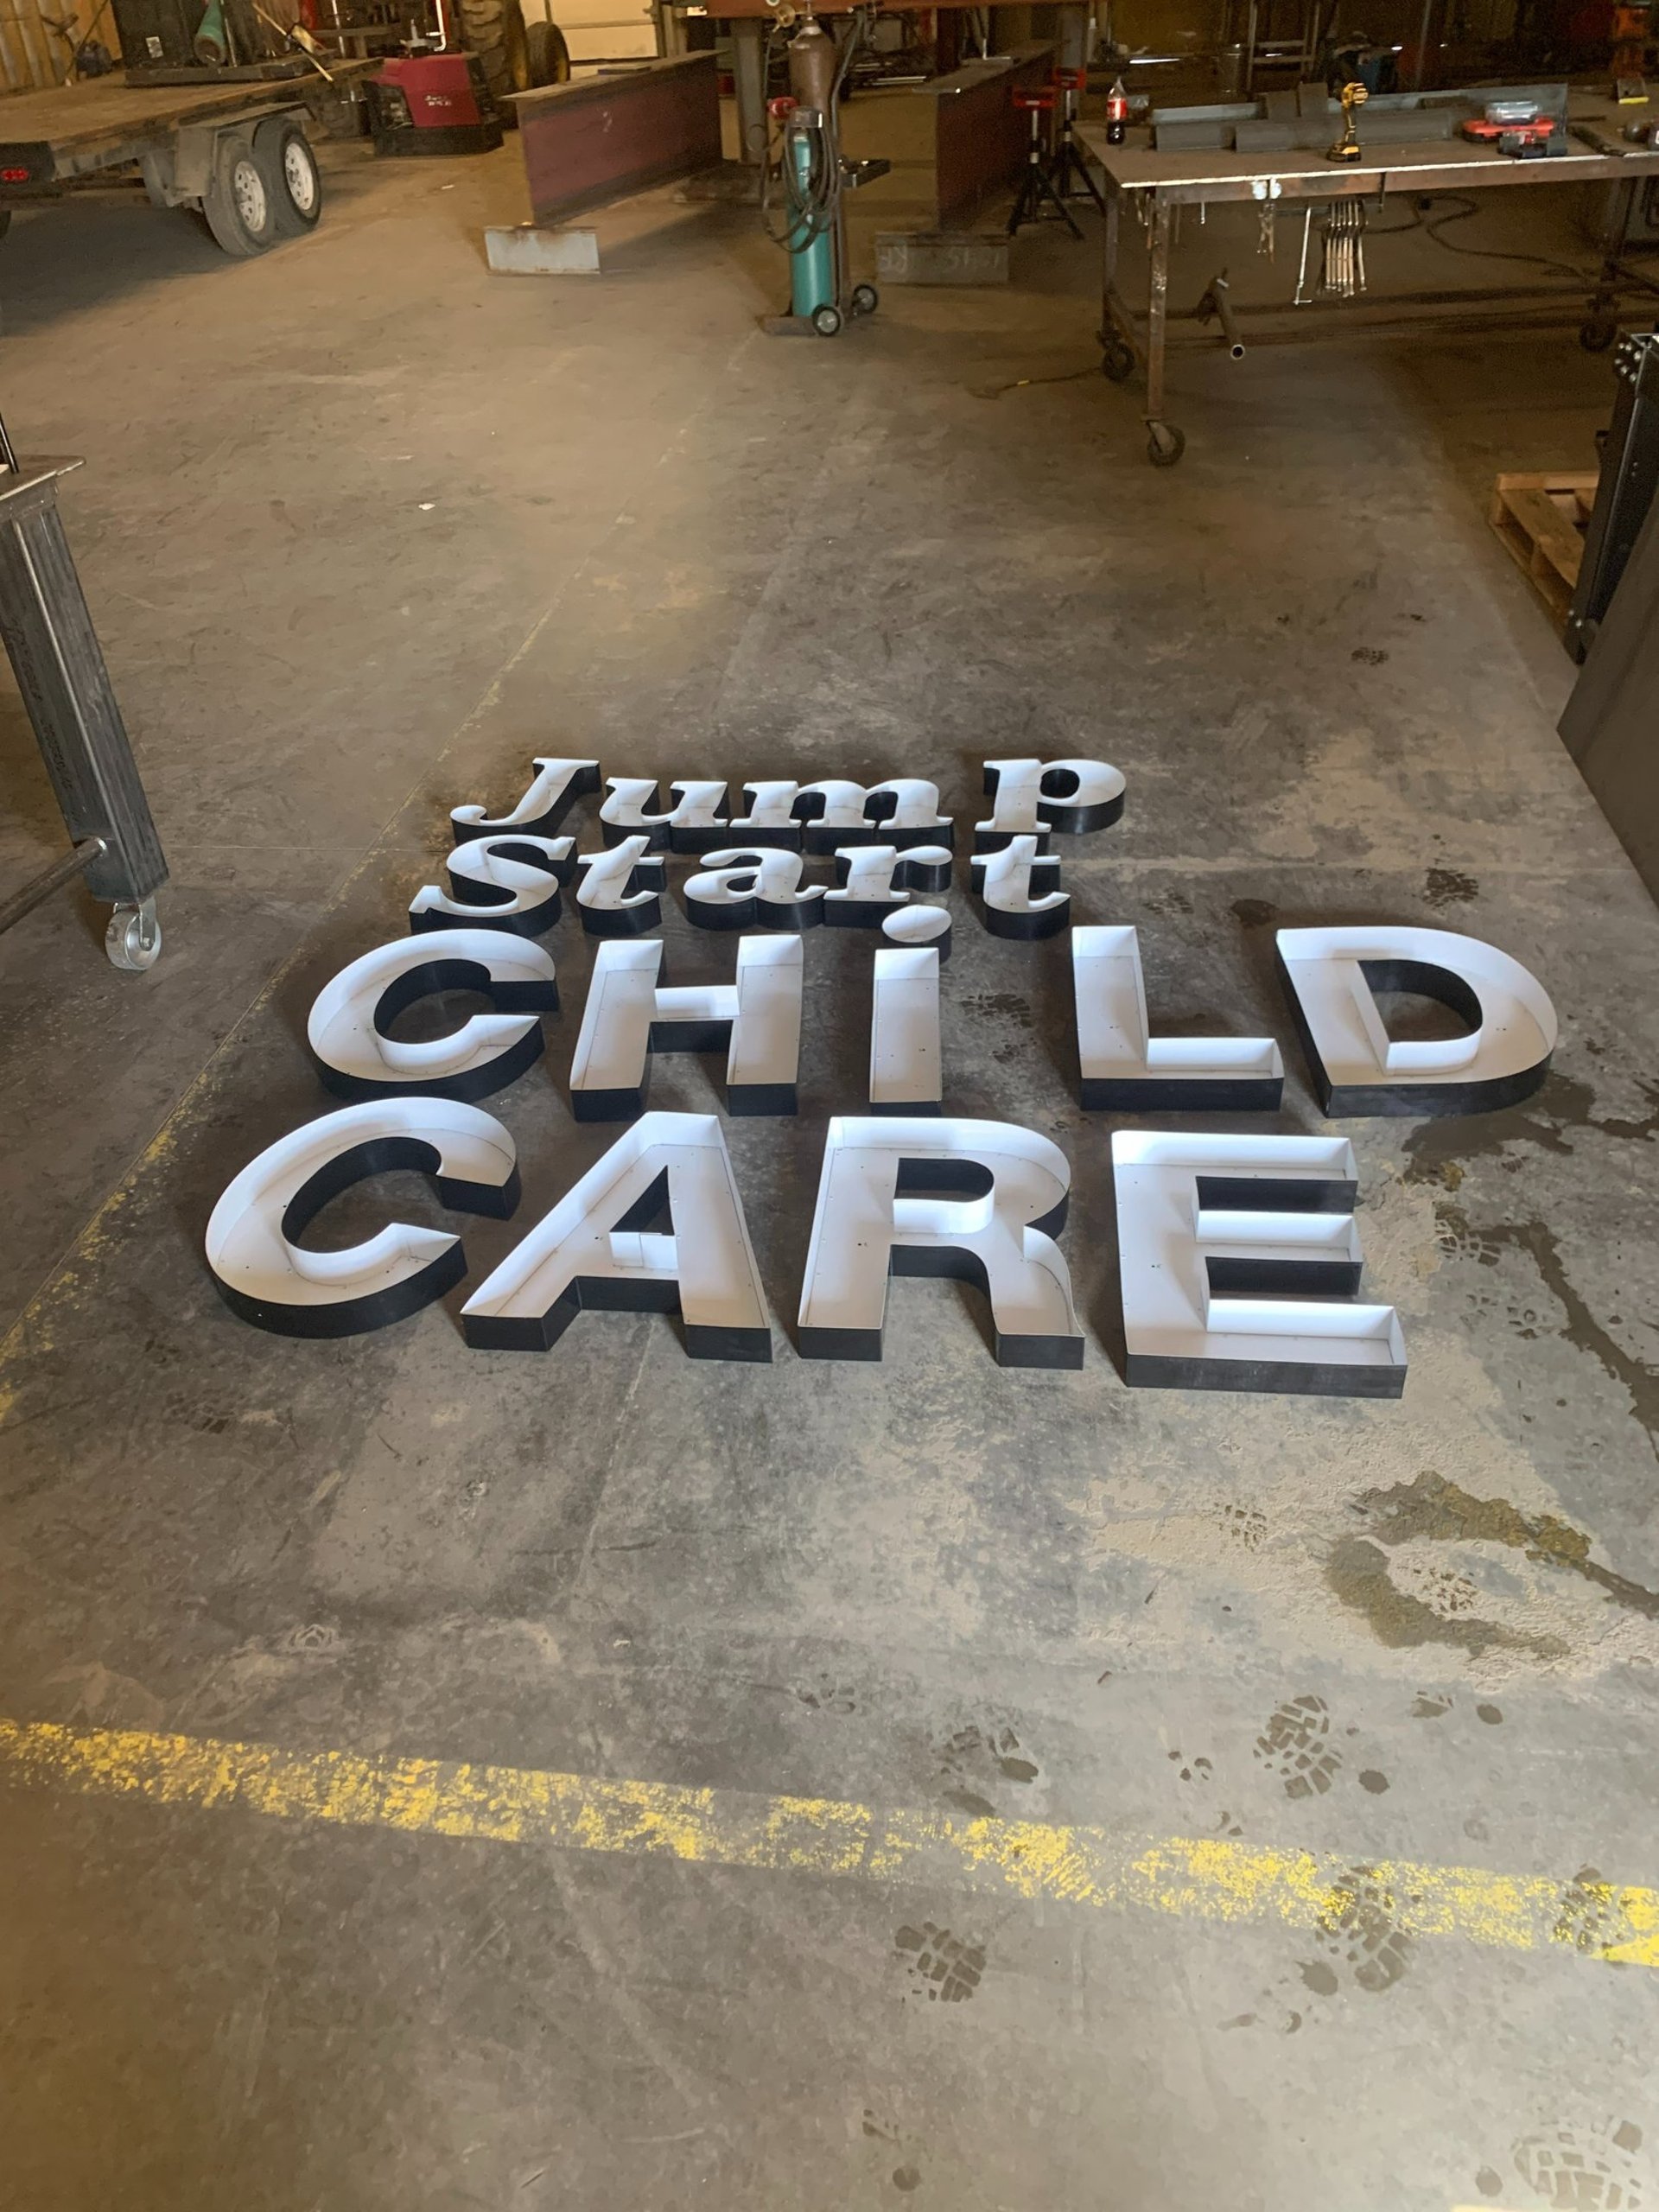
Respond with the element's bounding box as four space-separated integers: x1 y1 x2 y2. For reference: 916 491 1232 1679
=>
455 0 531 111
202 130 279 256
525 16 569 85
254 116 322 237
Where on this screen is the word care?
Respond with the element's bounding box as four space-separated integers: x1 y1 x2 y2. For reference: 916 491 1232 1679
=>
205 756 1558 1399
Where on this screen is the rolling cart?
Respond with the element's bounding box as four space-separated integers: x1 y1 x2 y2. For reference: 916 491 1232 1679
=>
0 424 167 971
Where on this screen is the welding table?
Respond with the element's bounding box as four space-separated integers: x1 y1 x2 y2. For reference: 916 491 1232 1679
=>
1077 105 1659 466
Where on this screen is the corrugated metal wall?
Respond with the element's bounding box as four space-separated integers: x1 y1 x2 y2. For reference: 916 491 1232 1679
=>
0 0 94 91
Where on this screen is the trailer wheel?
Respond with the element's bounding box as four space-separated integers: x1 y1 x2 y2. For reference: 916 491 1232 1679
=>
524 16 569 85
202 130 280 256
254 116 322 237
456 0 532 109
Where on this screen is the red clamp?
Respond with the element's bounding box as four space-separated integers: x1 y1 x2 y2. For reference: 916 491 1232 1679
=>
767 94 798 118
1013 85 1057 111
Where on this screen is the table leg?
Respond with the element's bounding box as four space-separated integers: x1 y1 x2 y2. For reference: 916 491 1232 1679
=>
1143 198 1183 464
1099 182 1137 381
1582 176 1637 353
731 20 768 168
1104 181 1119 320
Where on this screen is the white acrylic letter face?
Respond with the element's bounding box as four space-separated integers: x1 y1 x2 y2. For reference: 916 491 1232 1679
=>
728 780 805 849
307 929 559 1103
976 758 1127 849
599 776 730 855
461 1110 771 1361
795 779 955 853
824 844 953 928
682 849 825 932
881 905 952 959
575 835 666 937
870 947 942 1114
450 757 599 844
969 836 1069 940
797 1116 1083 1368
1111 1130 1405 1397
569 936 803 1120
1072 926 1282 1110
1275 925 1557 1116
206 1098 518 1338
410 835 575 937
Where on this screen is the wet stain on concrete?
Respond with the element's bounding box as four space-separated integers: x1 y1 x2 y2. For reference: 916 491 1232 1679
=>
1553 1865 1642 1955
942 1788 998 1820
1326 1536 1563 1659
941 1722 1039 1802
1513 2120 1644 2209
1477 1702 1504 1725
863 2111 926 2191
1140 887 1193 917
1230 898 1279 931
1167 1748 1213 1783
1351 646 1389 665
1254 1694 1341 1798
894 1923 985 2004
1403 1070 1659 1179
796 1675 858 1714
1424 865 1479 908
1218 1502 1268 1551
1433 1200 1659 1447
1300 1959 1340 1997
957 992 1035 1029
1358 1770 1390 1793
1401 1076 1658 1446
1328 1469 1659 1657
1316 1868 1413 1992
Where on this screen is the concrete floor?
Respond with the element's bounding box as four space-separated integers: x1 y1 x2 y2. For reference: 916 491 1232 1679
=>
0 134 1656 2212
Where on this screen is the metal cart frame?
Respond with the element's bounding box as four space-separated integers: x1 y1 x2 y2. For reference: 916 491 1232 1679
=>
1079 113 1659 466
0 448 167 970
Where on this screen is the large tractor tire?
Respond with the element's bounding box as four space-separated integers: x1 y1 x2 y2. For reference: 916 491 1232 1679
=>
455 0 532 109
525 16 570 84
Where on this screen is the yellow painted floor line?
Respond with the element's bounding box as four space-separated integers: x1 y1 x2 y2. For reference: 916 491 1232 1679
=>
1 1716 1654 1968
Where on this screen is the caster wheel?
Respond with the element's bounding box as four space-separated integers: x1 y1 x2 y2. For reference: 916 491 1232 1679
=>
811 303 843 338
106 899 161 972
1580 317 1618 353
850 282 879 316
1101 336 1135 382
1146 420 1186 467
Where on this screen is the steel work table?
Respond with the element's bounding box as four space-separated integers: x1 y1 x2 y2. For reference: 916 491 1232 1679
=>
1077 107 1659 466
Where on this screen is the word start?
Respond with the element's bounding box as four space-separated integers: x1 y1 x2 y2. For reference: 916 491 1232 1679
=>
206 756 1558 1398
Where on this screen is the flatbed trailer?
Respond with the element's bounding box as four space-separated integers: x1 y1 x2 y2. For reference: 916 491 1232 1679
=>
0 66 369 253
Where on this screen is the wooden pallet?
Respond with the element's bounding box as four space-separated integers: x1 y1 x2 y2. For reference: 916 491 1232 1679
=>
1488 470 1599 624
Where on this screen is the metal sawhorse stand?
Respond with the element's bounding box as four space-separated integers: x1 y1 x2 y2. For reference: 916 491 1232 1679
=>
0 423 166 970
